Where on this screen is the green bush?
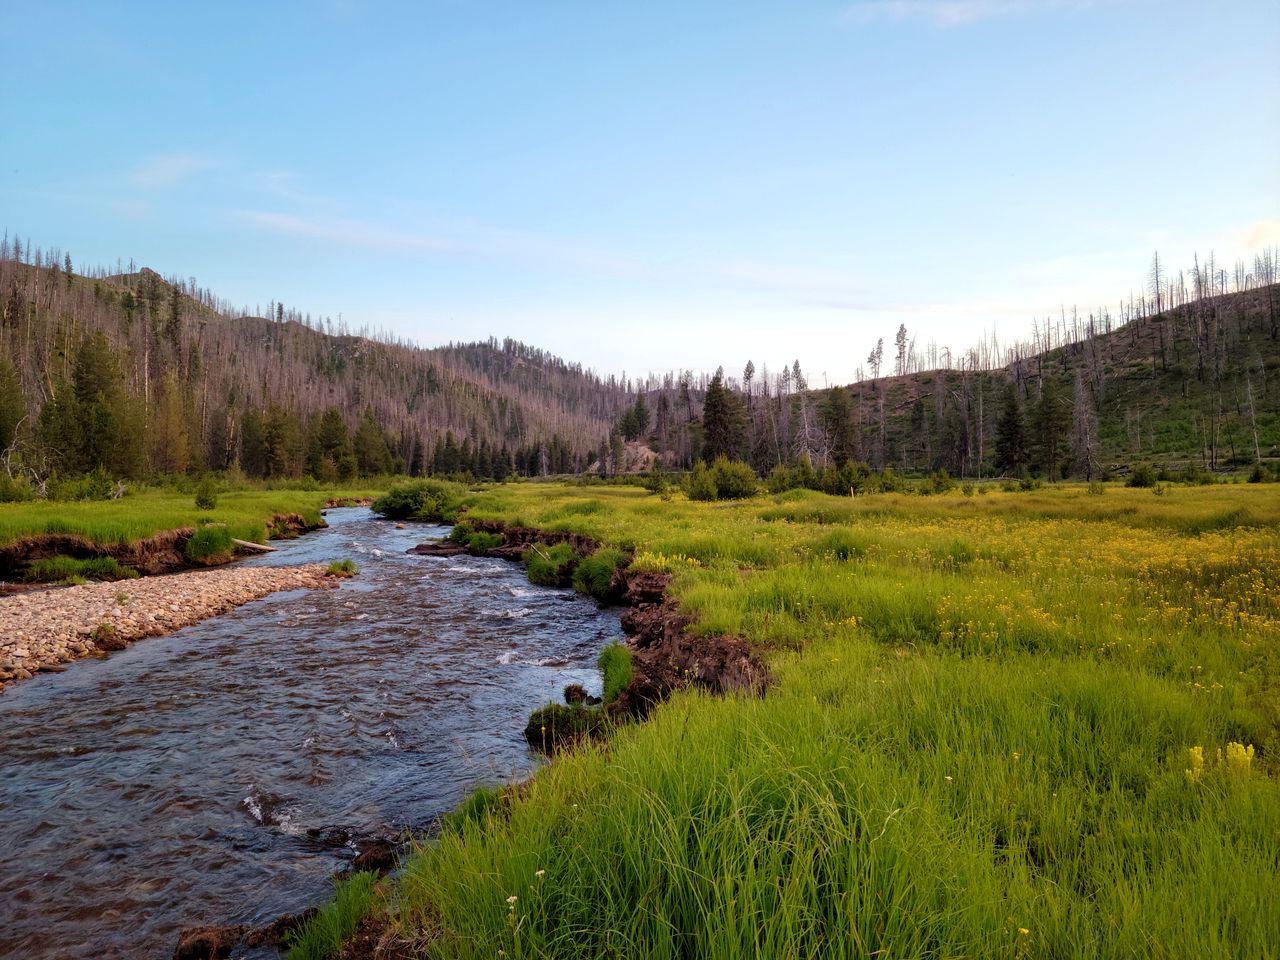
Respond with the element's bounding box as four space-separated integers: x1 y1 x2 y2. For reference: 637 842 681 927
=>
573 547 627 601
599 641 634 703
465 531 504 553
194 475 218 510
711 457 758 499
371 479 465 521
325 558 358 577
0 474 34 502
523 702 607 753
185 525 233 562
1127 463 1157 488
930 469 955 494
48 466 116 502
26 555 139 584
683 461 717 501
525 541 576 586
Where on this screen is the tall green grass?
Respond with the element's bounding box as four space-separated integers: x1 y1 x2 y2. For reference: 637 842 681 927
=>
0 487 380 548
25 555 139 583
293 481 1280 958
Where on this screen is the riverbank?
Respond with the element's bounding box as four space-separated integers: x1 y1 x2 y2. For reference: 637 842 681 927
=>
293 481 1280 960
0 564 338 689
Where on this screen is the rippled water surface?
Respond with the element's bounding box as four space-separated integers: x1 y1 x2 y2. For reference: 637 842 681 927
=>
0 509 621 959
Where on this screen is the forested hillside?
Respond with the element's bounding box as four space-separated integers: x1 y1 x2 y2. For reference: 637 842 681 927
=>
2 236 1277 492
681 254 1279 481
0 240 646 487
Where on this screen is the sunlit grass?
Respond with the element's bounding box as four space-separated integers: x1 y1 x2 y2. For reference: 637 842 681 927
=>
298 480 1280 958
0 486 384 547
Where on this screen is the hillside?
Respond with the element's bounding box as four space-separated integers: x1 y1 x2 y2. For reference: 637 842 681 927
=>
2 239 1277 487
835 282 1279 477
0 251 635 483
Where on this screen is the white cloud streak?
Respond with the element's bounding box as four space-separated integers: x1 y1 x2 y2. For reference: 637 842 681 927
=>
128 153 219 189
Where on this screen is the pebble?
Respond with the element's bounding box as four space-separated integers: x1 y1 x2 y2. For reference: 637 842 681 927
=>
0 565 336 690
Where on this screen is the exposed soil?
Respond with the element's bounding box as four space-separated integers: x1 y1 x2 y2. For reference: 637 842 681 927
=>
0 512 324 582
610 568 770 715
409 520 770 728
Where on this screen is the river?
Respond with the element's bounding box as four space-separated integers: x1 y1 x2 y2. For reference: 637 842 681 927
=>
0 508 621 959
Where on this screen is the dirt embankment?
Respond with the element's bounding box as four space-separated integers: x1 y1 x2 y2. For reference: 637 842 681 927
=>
0 513 321 584
413 519 769 716
0 564 338 690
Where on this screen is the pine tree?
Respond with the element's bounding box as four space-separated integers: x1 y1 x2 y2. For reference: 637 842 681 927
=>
994 382 1027 476
702 371 744 463
354 407 391 475
1032 377 1073 481
151 373 190 474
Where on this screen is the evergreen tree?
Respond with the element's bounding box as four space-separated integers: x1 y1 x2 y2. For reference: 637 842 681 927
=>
994 383 1027 476
1032 378 1073 481
261 405 304 478
241 409 267 478
354 407 392 475
701 371 745 463
818 386 855 465
632 394 651 439
151 373 190 475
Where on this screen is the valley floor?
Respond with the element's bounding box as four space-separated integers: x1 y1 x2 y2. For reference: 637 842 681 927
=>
303 479 1280 959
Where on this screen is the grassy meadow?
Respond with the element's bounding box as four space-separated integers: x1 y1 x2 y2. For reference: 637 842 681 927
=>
0 485 384 549
298 480 1280 959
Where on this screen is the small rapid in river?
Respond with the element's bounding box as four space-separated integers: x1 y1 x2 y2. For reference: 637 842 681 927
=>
0 508 622 959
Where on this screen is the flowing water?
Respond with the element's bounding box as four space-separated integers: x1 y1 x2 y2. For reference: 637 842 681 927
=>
0 508 622 959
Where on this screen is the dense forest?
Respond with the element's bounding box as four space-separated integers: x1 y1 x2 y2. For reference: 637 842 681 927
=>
2 235 1277 495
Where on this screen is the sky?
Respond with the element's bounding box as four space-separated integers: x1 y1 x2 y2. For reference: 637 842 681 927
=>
2 0 1277 385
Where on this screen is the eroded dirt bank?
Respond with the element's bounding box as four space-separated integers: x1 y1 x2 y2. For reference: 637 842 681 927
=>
0 564 338 689
418 518 770 719
0 512 320 583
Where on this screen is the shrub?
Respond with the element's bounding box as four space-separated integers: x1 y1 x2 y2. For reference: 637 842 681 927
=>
0 473 34 502
1247 463 1270 484
683 461 717 501
711 458 758 499
1127 463 1157 488
525 541 576 587
325 558 358 577
26 555 139 584
930 469 955 494
524 702 607 753
194 475 218 510
1087 480 1106 495
961 482 975 497
573 546 627 601
639 468 670 494
371 479 465 521
465 531 504 553
48 466 116 502
185 525 233 563
599 641 634 703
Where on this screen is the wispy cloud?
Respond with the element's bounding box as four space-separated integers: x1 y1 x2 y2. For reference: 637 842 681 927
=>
235 210 460 254
234 208 643 274
129 153 219 189
1241 219 1280 251
842 0 1091 28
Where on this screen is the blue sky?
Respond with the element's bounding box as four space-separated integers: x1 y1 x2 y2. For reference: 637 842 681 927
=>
3 0 1277 384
